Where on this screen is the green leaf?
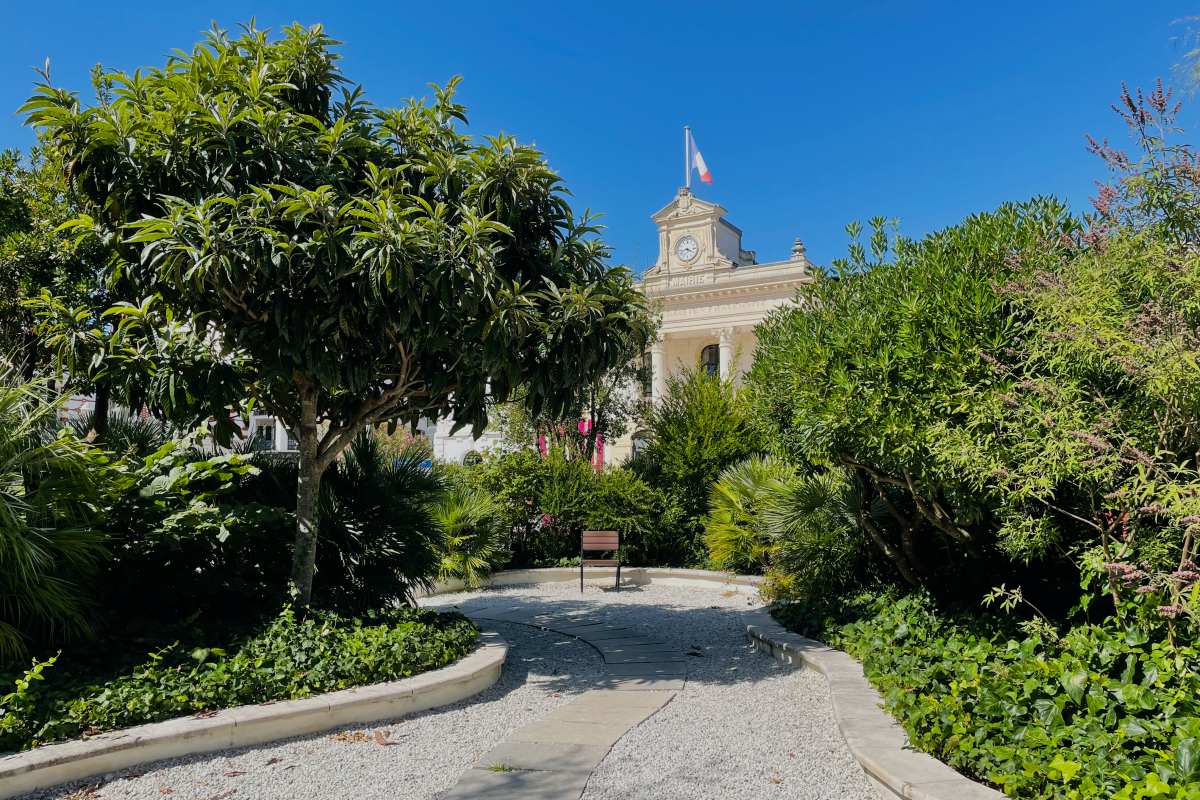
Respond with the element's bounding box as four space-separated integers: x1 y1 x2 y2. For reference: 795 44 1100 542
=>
1060 669 1088 705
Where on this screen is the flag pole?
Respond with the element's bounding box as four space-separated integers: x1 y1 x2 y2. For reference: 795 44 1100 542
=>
684 125 690 191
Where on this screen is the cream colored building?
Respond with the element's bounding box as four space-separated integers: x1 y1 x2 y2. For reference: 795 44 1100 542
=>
602 188 816 462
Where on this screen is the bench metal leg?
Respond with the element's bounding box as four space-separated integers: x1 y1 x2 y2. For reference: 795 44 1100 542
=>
616 561 621 592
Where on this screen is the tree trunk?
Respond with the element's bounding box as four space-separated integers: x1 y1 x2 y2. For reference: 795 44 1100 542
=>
854 470 922 587
91 381 111 439
20 328 37 382
290 390 323 606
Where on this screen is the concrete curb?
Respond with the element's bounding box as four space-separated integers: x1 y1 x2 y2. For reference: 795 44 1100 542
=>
420 566 762 597
744 609 1007 800
0 631 507 800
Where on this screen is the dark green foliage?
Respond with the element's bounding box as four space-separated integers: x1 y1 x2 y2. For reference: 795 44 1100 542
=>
761 467 865 604
429 481 507 588
459 448 684 568
631 367 766 565
68 409 171 458
777 593 1200 800
584 467 685 568
750 201 1079 591
95 436 291 630
0 606 476 752
99 432 444 627
704 455 794 575
0 368 107 663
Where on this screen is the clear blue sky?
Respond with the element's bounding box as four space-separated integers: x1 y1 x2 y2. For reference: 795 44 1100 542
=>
2 2 1196 272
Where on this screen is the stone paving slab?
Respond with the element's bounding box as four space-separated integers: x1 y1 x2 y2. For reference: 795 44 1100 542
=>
592 676 686 691
602 662 688 677
601 652 687 664
590 637 671 649
436 604 688 798
566 628 639 641
476 740 610 773
511 719 638 747
438 767 591 800
568 689 676 710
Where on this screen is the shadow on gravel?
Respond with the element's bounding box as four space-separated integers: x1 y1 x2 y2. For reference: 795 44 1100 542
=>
431 588 783 690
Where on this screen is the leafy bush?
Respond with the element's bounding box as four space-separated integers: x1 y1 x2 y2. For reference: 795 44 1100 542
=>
760 467 864 604
0 367 106 664
584 466 685 567
68 408 172 458
776 593 1200 800
631 367 766 565
462 446 683 568
704 455 795 574
430 482 507 587
0 605 476 752
95 434 291 630
97 431 445 628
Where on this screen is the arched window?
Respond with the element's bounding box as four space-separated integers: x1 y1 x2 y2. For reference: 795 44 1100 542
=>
463 450 483 466
631 430 650 457
641 351 653 398
700 344 720 377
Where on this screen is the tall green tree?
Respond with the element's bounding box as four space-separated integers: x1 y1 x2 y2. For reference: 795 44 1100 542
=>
24 23 648 603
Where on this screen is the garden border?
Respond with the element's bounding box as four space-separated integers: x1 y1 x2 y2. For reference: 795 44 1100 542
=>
744 609 1006 800
0 631 507 800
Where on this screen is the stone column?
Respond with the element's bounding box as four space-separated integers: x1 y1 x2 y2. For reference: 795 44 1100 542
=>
718 327 734 380
650 335 667 403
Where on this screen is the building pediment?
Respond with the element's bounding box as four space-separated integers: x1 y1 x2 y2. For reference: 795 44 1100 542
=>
651 191 738 232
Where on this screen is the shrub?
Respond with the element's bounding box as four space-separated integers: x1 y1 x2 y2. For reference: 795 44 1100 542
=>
585 467 684 567
704 455 795 574
0 605 476 752
430 482 507 587
631 367 766 564
95 434 291 630
0 367 107 664
777 593 1200 800
760 467 864 603
97 431 445 630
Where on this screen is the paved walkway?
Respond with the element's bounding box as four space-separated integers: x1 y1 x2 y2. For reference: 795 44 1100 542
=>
440 601 688 798
427 584 875 800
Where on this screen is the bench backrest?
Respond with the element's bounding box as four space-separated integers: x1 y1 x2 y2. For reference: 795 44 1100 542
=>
581 530 620 552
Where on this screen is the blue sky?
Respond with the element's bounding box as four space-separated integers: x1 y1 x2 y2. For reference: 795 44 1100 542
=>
1 2 1196 272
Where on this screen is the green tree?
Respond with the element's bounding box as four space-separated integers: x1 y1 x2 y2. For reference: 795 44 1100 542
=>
24 23 647 603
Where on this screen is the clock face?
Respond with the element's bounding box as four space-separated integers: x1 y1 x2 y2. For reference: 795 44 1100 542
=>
675 235 699 263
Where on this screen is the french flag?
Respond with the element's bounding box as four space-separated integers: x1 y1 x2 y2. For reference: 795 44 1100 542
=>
687 128 713 184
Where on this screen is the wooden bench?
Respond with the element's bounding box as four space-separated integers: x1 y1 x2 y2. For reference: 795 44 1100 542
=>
581 530 621 592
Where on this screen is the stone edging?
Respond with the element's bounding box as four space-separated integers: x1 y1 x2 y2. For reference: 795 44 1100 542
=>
421 566 762 597
744 610 1007 800
0 631 507 800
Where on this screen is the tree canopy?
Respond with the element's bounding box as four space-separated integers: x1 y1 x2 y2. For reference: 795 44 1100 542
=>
24 22 650 601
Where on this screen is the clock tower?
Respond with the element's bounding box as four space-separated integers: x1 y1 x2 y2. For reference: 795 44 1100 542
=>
644 187 757 275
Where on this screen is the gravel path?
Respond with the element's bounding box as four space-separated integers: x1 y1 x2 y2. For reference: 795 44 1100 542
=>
22 583 874 800
425 582 874 800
